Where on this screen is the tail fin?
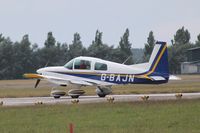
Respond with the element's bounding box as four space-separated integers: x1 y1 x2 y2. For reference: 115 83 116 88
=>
146 41 169 79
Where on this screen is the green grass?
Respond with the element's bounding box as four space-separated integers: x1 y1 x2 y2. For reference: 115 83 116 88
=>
0 100 200 133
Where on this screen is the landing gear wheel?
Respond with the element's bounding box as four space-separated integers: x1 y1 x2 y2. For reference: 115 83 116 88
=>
71 95 79 99
51 89 66 99
96 86 112 98
54 96 61 99
98 94 106 97
68 89 85 99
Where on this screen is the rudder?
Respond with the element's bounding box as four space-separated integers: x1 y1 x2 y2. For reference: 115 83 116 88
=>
146 41 169 79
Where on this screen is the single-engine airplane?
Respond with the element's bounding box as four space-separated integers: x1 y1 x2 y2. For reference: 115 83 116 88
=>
24 41 179 98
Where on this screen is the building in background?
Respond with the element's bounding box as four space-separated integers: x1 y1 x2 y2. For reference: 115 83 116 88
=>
181 47 200 74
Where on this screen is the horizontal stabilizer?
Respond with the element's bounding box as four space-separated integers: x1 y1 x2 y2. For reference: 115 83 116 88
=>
169 75 181 80
149 76 166 81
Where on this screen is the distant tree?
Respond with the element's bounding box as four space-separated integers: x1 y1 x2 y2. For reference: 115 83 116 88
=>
143 31 155 62
68 33 86 59
12 35 33 78
87 30 113 60
35 32 68 68
1 28 200 79
174 26 190 45
0 34 4 42
0 37 14 79
60 43 69 64
132 48 144 63
168 27 192 74
109 48 122 63
54 42 69 65
31 43 41 70
93 30 103 46
38 32 58 66
44 32 56 48
118 28 133 64
32 43 38 51
195 34 200 46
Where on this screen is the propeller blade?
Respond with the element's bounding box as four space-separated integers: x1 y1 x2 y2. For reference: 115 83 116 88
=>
35 79 41 88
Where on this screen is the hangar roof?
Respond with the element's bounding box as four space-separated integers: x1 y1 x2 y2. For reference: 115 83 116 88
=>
187 47 200 51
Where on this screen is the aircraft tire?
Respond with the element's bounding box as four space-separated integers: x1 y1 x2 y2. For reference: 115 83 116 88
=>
71 95 79 99
98 94 106 98
54 96 61 99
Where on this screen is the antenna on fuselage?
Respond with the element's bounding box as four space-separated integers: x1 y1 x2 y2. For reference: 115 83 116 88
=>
122 56 132 64
45 59 50 67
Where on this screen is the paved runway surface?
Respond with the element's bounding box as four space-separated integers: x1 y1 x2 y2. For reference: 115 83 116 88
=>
0 92 200 107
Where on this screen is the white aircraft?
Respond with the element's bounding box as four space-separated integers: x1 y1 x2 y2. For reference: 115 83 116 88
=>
24 41 178 98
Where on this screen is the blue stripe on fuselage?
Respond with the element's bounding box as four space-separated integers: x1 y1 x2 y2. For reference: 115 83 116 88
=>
48 71 167 84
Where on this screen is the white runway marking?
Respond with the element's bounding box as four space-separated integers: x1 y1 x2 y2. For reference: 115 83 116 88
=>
0 92 200 107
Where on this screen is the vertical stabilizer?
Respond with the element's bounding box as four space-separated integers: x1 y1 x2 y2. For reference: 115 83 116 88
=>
146 41 169 79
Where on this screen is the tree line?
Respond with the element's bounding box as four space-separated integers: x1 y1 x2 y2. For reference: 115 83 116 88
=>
0 27 200 79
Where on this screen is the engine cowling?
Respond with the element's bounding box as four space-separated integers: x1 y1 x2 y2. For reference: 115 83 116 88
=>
96 86 112 97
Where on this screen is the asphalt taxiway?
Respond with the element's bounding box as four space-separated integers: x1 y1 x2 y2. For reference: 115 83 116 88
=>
0 92 200 107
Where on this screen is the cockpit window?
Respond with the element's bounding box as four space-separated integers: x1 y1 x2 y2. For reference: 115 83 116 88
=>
64 59 74 69
95 62 107 71
74 59 91 70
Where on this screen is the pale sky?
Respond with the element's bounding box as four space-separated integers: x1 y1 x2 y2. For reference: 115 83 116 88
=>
0 0 200 48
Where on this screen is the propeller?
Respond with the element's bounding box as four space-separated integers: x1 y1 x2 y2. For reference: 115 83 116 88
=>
35 79 41 88
34 60 49 88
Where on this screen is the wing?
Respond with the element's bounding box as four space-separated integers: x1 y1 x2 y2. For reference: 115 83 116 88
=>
23 73 96 86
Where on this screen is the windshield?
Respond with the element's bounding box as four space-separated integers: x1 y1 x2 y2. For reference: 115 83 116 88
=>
64 59 74 69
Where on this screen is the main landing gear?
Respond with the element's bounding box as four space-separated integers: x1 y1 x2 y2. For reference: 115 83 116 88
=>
51 89 66 99
50 88 85 99
68 89 85 99
50 86 112 99
96 86 112 98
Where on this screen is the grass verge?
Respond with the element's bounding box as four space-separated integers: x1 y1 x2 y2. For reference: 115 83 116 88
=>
0 99 200 133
